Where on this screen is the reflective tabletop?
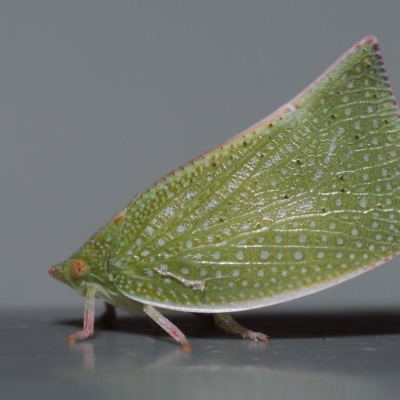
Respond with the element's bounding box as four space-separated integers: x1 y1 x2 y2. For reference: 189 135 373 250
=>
1 307 399 400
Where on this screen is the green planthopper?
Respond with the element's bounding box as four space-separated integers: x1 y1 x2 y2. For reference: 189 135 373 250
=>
49 36 400 350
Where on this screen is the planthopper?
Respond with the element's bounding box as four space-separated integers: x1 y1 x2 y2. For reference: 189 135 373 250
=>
49 36 400 350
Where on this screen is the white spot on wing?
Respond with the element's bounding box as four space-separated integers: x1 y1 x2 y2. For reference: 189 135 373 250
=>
314 170 323 181
296 201 313 210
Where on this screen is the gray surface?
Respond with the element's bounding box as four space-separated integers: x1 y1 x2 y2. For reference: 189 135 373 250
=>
2 307 400 399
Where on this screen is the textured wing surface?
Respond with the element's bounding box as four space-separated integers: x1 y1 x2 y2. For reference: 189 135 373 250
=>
110 37 400 311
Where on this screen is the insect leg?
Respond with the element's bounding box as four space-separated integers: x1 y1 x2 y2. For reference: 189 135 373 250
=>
100 302 117 328
143 305 192 351
214 313 268 341
67 284 96 343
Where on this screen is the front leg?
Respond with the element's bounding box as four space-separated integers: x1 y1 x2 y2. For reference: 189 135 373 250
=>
67 284 97 343
214 313 268 341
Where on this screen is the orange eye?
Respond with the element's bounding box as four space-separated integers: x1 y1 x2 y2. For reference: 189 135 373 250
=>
70 260 87 278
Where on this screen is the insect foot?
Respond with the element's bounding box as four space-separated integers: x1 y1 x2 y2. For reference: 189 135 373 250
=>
214 313 268 341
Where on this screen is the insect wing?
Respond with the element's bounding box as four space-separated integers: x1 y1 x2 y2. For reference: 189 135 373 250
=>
110 37 400 312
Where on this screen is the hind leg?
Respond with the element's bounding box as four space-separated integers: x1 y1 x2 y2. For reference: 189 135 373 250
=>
214 313 268 341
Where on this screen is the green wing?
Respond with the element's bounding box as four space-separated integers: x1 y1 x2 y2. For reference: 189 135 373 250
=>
109 37 400 311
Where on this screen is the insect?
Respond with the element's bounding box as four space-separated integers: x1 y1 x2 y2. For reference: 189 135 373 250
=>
49 36 400 350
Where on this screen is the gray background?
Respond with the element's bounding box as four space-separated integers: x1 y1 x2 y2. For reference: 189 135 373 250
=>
1 0 400 314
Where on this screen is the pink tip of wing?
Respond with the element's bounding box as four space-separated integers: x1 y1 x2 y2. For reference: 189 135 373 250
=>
365 35 378 43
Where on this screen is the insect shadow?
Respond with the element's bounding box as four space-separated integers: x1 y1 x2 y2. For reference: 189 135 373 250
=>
57 308 400 341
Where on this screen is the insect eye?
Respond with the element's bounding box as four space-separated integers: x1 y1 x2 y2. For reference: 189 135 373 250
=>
70 260 87 279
